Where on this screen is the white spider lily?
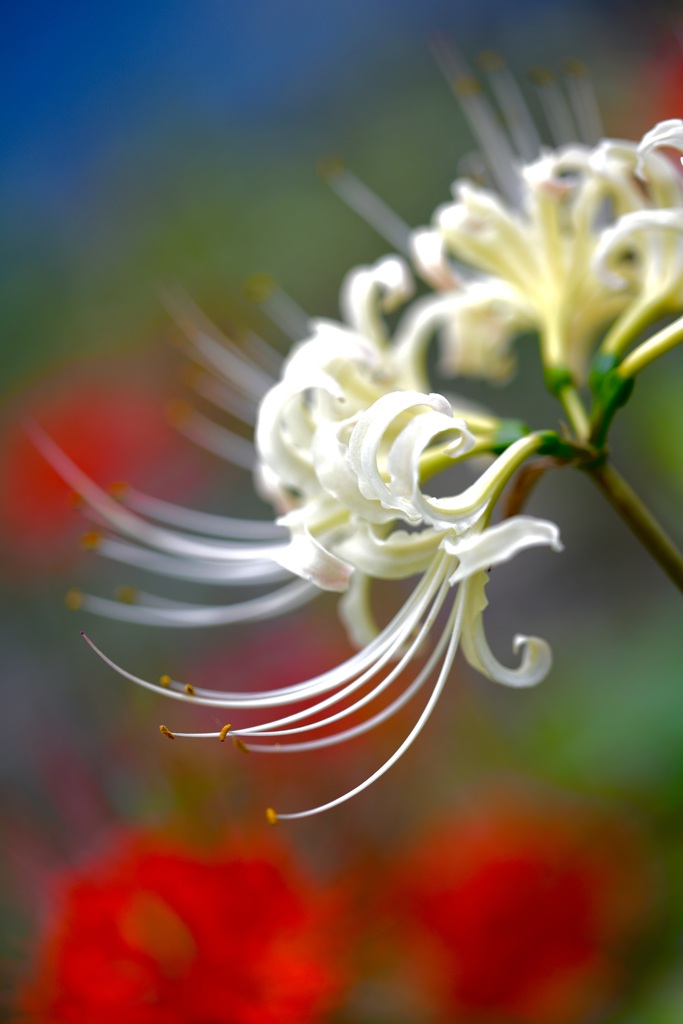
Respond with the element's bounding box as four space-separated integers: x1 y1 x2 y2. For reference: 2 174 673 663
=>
35 352 562 821
427 119 683 382
319 50 683 387
79 504 561 824
30 249 564 821
40 62 645 819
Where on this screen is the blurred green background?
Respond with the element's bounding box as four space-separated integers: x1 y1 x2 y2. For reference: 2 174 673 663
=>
1 2 682 1021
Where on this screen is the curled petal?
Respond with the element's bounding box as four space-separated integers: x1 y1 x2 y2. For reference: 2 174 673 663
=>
444 514 563 585
409 228 462 290
336 521 442 580
521 145 592 195
419 433 542 530
461 572 553 688
442 181 529 250
255 369 341 491
340 255 414 345
592 208 683 289
348 390 460 519
393 286 531 386
636 119 683 178
311 416 394 525
284 319 383 380
274 516 354 592
385 408 475 527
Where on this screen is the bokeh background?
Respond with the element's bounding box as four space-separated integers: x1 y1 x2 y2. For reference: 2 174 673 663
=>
2 2 683 1021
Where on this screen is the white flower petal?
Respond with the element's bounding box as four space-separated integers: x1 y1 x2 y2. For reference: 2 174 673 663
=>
311 416 394 524
445 514 563 584
385 407 475 526
335 521 441 580
461 572 553 687
338 571 380 647
340 255 414 345
348 390 456 517
409 228 462 290
274 516 354 592
592 208 683 289
636 119 683 178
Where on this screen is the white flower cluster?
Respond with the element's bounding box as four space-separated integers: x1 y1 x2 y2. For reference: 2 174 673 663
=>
412 116 683 384
33 59 683 818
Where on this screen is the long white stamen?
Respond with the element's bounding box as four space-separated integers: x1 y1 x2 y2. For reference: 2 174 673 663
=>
244 274 311 342
242 330 284 376
318 158 413 255
529 68 577 146
75 580 316 628
197 334 274 400
189 551 450 706
188 370 259 426
180 559 452 739
180 333 275 402
80 554 447 708
119 488 285 540
27 425 288 563
273 583 466 819
563 59 603 146
169 404 256 470
246 592 456 752
477 51 541 162
175 579 455 750
168 573 450 741
232 571 452 743
431 36 522 205
166 289 276 400
91 536 289 585
251 613 453 751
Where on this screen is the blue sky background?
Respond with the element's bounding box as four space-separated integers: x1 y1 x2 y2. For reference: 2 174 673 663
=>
1 0 667 213
0 0 674 395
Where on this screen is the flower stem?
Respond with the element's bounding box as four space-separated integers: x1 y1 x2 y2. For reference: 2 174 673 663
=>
587 462 683 592
617 312 683 379
558 384 591 441
598 295 668 358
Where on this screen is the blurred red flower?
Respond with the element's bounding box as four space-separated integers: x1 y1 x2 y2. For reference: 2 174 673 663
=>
16 828 351 1024
643 42 683 123
0 353 207 574
380 789 655 1024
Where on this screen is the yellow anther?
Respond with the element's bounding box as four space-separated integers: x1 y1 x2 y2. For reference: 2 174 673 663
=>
115 585 138 605
159 674 172 688
265 807 278 826
453 76 481 98
107 481 129 501
232 736 250 754
184 683 195 696
316 156 345 181
563 57 588 78
80 530 102 551
528 67 555 86
219 724 232 742
166 399 192 428
159 725 175 740
181 364 203 388
477 50 505 72
243 273 276 303
65 588 82 611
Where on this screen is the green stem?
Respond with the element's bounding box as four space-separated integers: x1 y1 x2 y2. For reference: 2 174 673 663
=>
419 439 495 483
558 384 591 441
618 312 683 379
599 295 669 358
587 462 683 592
